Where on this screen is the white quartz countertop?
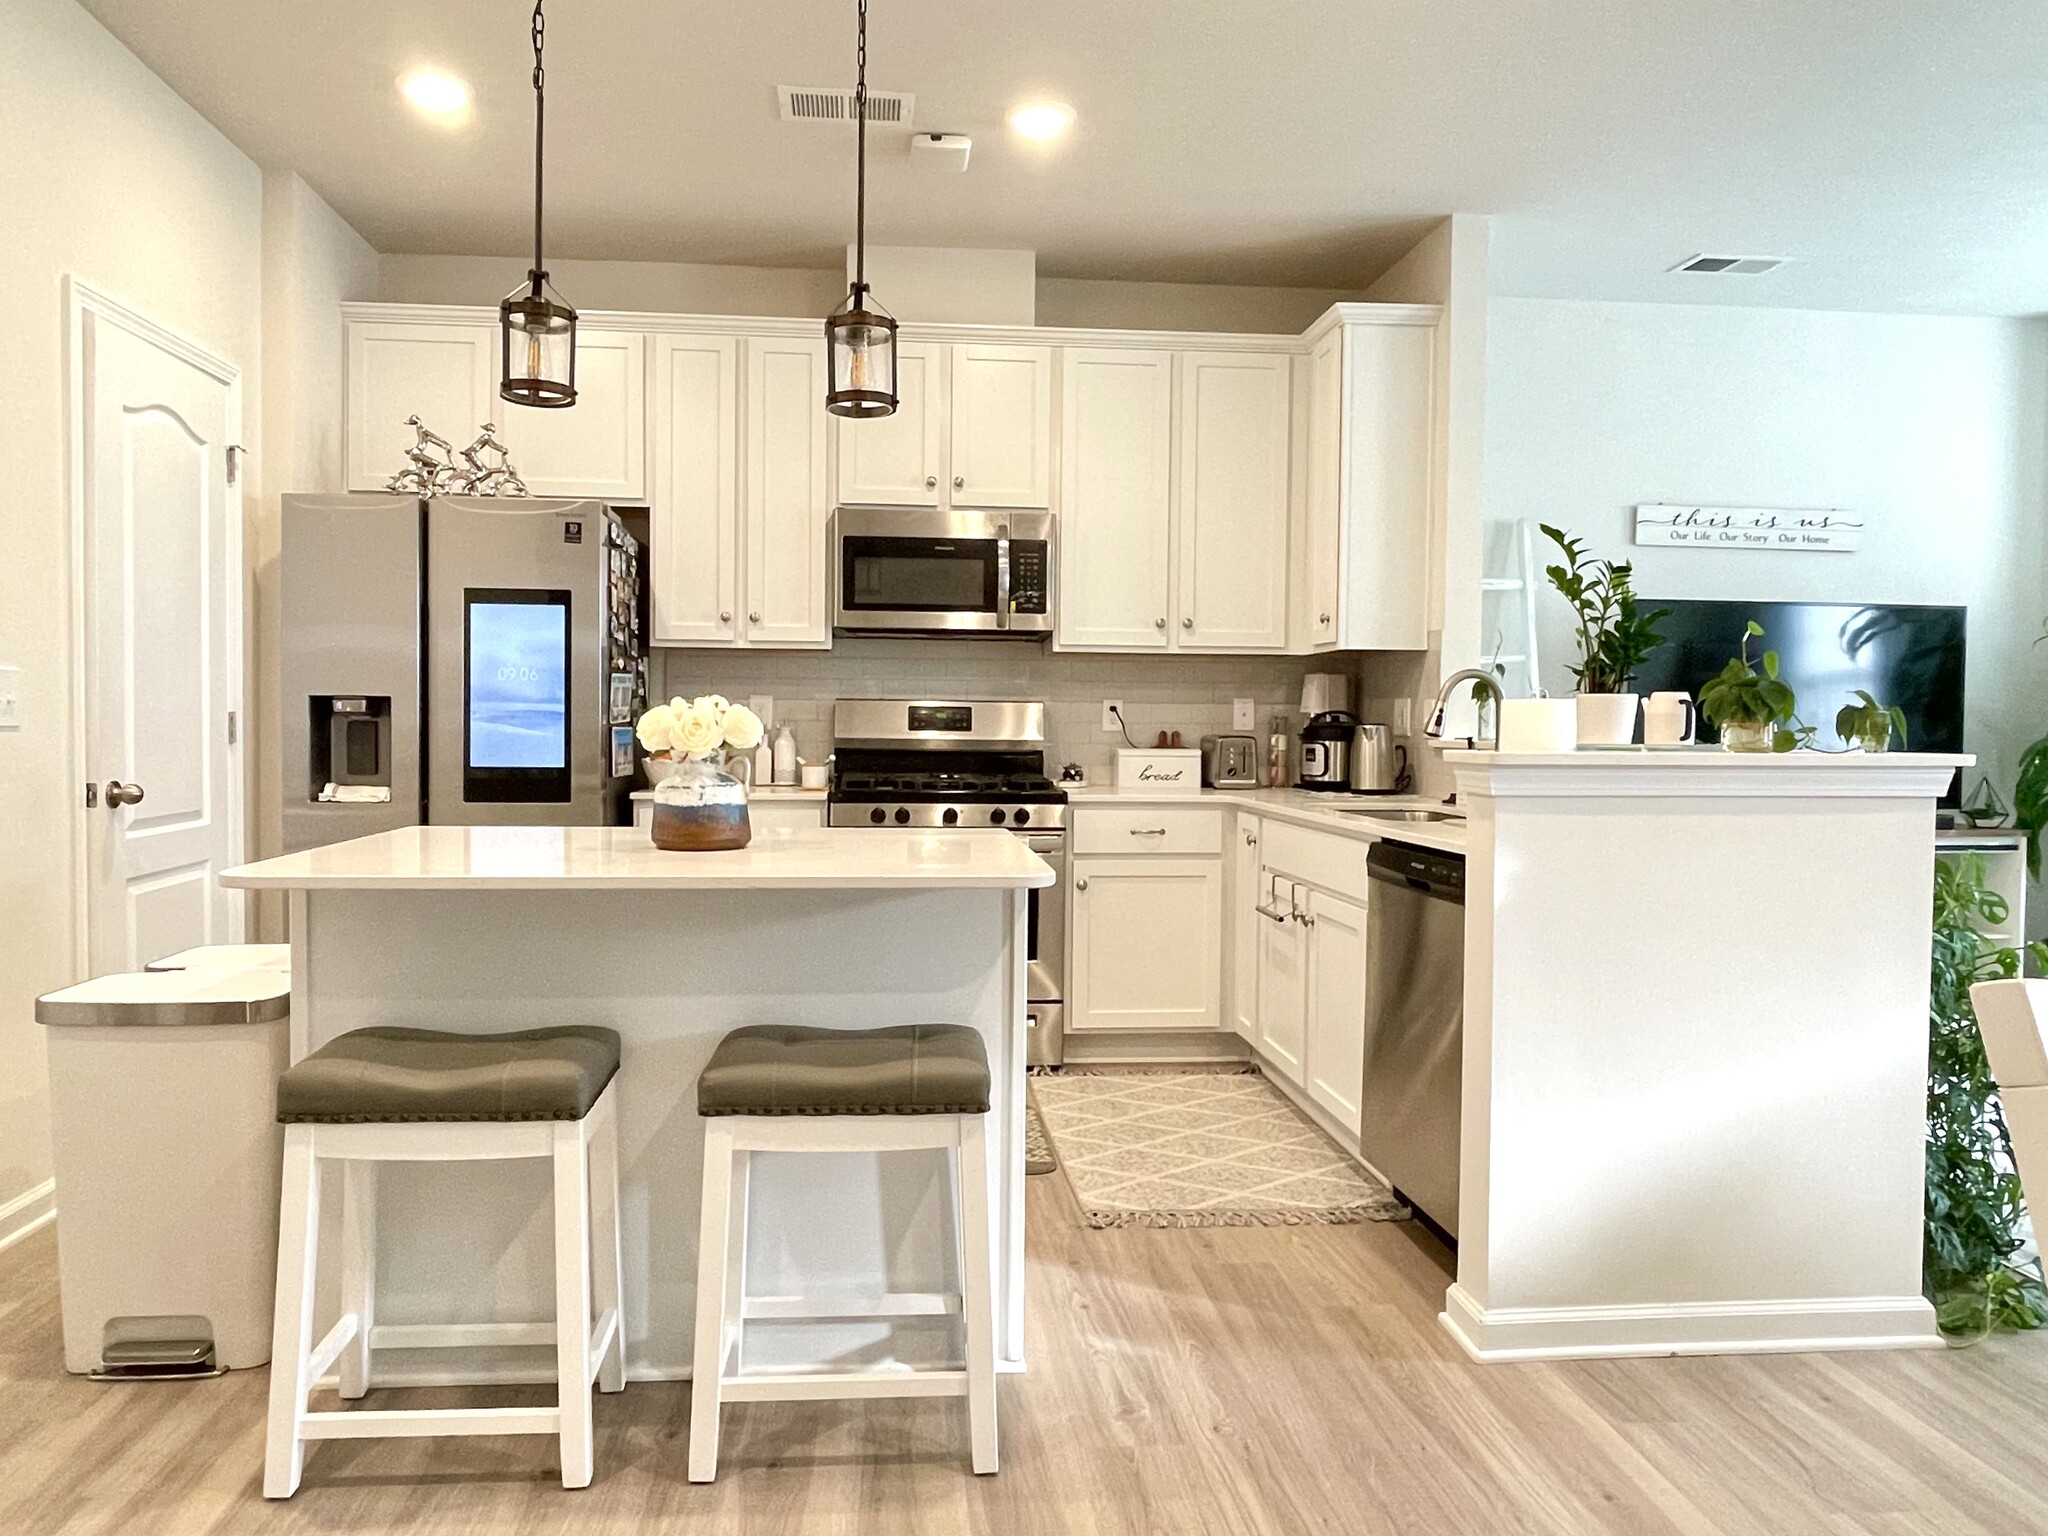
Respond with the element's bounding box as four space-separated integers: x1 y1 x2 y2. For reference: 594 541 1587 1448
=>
628 785 826 802
1065 785 1468 852
221 825 1056 891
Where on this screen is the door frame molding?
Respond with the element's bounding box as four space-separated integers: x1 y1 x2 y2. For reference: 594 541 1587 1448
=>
64 276 247 973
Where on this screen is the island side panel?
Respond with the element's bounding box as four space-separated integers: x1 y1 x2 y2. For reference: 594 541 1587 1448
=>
297 884 1024 1379
1452 789 1939 1358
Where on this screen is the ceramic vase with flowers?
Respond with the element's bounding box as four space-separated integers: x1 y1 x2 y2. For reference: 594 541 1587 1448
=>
637 695 766 851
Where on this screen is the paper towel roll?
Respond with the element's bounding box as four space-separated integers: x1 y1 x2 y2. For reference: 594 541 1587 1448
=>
1498 698 1579 754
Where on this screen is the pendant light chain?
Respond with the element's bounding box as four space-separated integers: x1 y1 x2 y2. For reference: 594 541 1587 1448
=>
854 0 868 297
499 0 576 407
530 0 547 290
823 0 896 417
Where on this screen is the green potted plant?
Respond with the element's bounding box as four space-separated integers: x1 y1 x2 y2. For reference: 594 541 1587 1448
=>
1697 621 1810 752
2017 620 2048 879
1836 690 1908 754
1538 524 1671 746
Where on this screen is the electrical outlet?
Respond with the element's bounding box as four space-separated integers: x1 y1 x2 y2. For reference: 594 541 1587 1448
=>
1232 696 1255 731
1392 698 1413 736
1101 699 1125 733
749 694 775 728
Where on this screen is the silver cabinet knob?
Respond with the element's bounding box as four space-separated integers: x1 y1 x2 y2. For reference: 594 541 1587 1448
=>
1075 877 1089 892
104 781 145 808
719 610 732 623
925 475 938 488
749 611 762 624
1320 612 1332 625
1244 829 1256 846
1182 616 1194 630
953 475 965 489
1155 617 1167 629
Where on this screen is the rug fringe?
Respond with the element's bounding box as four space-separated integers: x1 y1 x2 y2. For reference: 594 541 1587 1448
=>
1080 1204 1405 1229
1028 1063 1260 1078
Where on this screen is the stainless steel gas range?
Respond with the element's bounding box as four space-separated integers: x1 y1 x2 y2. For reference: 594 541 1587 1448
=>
829 699 1068 1063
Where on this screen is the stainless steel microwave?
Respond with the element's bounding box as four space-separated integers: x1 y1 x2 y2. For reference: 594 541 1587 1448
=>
833 507 1054 636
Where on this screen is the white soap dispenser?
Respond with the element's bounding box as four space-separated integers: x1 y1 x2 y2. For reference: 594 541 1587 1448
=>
772 724 798 786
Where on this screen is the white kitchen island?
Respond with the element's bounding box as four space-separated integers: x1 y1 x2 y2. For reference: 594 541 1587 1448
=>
221 824 1053 1382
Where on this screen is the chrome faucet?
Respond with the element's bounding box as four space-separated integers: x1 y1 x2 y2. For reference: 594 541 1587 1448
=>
1424 669 1506 749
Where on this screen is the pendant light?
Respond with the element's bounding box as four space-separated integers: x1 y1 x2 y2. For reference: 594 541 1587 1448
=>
824 0 897 418
500 0 577 408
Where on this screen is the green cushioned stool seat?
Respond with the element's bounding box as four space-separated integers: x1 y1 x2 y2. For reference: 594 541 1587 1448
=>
698 1023 991 1118
277 1025 622 1124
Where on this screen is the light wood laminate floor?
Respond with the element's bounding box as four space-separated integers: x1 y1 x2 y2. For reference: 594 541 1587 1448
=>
5 1171 2048 1535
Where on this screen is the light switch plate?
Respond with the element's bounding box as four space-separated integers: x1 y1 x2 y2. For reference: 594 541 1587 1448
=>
1101 699 1124 733
1232 696 1255 731
0 665 18 729
749 695 775 728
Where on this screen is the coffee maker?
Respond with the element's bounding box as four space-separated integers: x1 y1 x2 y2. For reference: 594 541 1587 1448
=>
1298 711 1362 791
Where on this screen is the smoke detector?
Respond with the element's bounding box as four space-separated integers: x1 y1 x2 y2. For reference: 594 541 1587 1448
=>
777 85 915 128
1670 253 1789 275
911 132 972 172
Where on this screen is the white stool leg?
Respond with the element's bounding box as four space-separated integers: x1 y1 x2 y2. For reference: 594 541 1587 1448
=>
338 1160 376 1400
957 1113 998 1474
553 1118 595 1490
264 1126 322 1499
590 1093 626 1395
724 1148 750 1378
688 1120 737 1483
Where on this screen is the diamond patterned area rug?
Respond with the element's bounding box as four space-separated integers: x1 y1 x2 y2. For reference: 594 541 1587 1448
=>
1031 1070 1409 1229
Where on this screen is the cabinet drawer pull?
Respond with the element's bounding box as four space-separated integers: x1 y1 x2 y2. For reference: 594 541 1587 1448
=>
953 475 966 489
719 610 732 623
1254 901 1289 923
925 475 938 488
1181 616 1194 630
1154 617 1167 629
1129 827 1168 837
1075 877 1089 892
749 610 762 623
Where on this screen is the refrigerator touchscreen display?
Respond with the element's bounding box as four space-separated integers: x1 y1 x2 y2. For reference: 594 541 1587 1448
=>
464 589 572 801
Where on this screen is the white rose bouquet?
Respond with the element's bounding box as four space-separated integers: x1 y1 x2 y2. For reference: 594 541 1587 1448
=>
636 694 765 762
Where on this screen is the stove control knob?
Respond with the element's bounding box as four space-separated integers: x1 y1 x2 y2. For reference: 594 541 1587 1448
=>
942 808 959 826
1013 807 1031 825
869 807 887 825
894 807 912 825
989 808 1007 825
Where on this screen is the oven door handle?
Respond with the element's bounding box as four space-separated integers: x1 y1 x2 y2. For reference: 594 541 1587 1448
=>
995 525 1012 631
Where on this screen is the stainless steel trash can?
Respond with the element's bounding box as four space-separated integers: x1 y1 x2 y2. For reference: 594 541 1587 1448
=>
36 953 290 1377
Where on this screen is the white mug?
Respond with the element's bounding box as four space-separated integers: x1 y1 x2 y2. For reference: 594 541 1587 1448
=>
1644 691 1697 746
800 763 829 791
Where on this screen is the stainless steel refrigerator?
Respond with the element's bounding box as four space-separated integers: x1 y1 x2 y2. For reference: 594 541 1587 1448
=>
280 493 648 853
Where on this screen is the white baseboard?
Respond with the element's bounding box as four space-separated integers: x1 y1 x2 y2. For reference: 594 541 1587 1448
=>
1440 1282 1943 1362
1059 1031 1251 1065
0 1180 56 1254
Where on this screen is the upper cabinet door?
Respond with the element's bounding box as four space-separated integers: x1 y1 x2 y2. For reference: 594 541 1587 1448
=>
834 340 943 506
1301 331 1345 651
1337 322 1433 652
1056 348 1173 650
650 334 739 646
743 336 831 647
948 344 1053 507
345 320 495 491
503 329 647 501
1177 351 1290 651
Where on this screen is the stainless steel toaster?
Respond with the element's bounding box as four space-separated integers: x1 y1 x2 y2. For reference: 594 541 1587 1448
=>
1199 734 1260 789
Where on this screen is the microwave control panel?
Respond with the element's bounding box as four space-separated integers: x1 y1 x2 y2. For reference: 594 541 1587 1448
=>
1011 541 1049 615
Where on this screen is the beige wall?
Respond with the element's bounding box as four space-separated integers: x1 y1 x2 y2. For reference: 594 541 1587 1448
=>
1035 277 1368 334
377 254 845 318
0 0 266 1233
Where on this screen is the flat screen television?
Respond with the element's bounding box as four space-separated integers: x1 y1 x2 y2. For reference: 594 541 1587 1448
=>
1629 600 1966 799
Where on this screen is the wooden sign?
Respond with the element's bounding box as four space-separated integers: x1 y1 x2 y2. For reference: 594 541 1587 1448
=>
1632 504 1865 553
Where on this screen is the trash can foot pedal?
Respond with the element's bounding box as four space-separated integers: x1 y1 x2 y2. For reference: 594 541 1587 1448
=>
91 1318 226 1381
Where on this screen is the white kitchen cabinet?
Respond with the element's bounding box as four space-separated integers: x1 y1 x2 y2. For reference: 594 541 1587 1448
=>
744 336 832 645
1176 351 1291 650
1296 314 1434 652
1068 855 1222 1033
949 344 1054 507
1056 348 1174 650
833 340 944 506
505 329 647 500
1230 815 1264 1041
1257 875 1307 1079
1303 887 1369 1136
649 334 739 644
345 319 495 491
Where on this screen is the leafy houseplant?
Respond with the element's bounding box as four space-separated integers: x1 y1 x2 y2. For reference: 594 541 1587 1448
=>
2016 619 2048 878
1538 524 1671 745
1696 621 1810 753
1836 690 1908 754
1925 854 2048 1340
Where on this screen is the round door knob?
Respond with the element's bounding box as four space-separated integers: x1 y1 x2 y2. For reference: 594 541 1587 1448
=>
1075 877 1089 892
925 475 938 488
749 611 762 624
953 475 965 489
1155 617 1167 629
719 610 732 623
1182 616 1194 630
104 781 145 808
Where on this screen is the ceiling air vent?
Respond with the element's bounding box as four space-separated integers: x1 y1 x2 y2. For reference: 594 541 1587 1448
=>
777 86 915 128
1671 254 1788 275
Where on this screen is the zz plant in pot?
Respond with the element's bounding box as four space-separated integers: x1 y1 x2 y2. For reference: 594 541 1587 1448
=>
1836 690 1908 754
1697 620 1812 752
1539 524 1671 745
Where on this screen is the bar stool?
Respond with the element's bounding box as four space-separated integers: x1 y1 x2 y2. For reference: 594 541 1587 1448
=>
262 1025 626 1498
687 1023 998 1482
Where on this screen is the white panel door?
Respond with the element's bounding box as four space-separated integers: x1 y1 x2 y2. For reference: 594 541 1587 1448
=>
80 303 242 973
1056 348 1173 650
1337 322 1434 651
1177 351 1290 651
834 340 943 505
1068 856 1222 1031
1257 876 1306 1081
345 320 494 490
650 334 739 645
1304 888 1369 1136
504 328 647 500
743 336 831 647
1301 329 1344 651
948 344 1053 508
1231 816 1264 1041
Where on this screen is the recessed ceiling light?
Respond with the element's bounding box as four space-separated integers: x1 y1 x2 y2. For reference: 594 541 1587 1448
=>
398 67 474 127
1007 100 1075 142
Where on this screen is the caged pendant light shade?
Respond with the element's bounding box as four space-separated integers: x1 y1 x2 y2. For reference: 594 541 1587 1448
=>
500 0 577 408
824 0 897 418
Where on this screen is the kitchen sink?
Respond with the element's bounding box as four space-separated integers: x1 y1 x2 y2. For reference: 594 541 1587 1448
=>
1331 807 1461 823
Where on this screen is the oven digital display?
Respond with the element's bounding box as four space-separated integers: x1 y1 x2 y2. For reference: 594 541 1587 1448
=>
908 706 973 733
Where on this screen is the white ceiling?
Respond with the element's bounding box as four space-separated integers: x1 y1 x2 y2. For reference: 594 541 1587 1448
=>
79 0 2048 315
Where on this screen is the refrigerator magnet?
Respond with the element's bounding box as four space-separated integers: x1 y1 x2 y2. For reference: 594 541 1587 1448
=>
610 726 635 779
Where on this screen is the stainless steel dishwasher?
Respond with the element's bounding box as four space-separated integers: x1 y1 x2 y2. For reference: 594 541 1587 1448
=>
1359 840 1466 1239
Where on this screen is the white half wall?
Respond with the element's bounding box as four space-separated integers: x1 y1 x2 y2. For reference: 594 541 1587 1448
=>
0 0 265 1220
